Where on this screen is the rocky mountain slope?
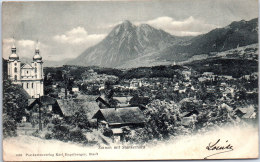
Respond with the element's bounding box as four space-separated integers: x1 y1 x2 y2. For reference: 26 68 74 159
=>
67 20 191 67
67 18 258 68
159 18 258 62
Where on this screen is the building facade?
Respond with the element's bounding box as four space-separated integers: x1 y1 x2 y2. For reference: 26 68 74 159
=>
7 43 44 98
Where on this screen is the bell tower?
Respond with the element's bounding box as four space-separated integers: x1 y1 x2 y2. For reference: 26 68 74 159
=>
7 39 21 83
32 41 44 97
32 41 43 79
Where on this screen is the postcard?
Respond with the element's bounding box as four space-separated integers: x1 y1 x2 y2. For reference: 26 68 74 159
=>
2 0 259 161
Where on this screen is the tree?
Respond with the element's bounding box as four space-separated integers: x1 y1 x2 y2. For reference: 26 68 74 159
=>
140 100 181 140
66 107 90 129
104 81 118 107
3 79 30 137
129 95 150 106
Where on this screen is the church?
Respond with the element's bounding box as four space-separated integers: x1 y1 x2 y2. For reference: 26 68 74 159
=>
7 42 44 98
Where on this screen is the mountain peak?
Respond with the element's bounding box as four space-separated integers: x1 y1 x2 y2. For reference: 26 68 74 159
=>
121 20 133 28
138 24 154 31
139 23 153 28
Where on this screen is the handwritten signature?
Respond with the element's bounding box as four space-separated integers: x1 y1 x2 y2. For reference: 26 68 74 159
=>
204 139 234 159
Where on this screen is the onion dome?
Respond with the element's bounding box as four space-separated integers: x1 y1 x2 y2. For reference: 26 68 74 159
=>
33 53 42 61
9 44 19 60
9 53 19 60
33 41 42 61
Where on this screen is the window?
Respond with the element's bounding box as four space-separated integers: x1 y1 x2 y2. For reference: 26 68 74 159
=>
14 75 17 80
14 67 17 73
32 83 34 88
14 63 17 66
27 71 29 74
27 83 29 89
22 83 24 87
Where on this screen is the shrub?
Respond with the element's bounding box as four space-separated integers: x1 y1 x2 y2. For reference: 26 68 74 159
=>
52 125 70 142
70 129 88 143
3 115 17 138
50 124 88 144
45 133 52 139
32 130 40 137
103 127 113 137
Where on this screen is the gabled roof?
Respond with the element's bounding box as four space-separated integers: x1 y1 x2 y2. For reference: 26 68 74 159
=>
27 96 63 116
57 99 100 117
181 109 199 117
235 106 255 118
21 63 33 69
92 107 145 125
57 99 70 116
96 96 111 108
28 96 57 109
113 97 132 104
28 99 36 106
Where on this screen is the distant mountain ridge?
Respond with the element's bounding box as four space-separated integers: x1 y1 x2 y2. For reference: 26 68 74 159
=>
159 18 258 62
67 18 258 68
67 20 191 67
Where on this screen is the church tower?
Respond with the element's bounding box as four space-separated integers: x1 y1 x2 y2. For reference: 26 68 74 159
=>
7 39 44 98
7 40 21 83
31 41 44 98
32 42 43 80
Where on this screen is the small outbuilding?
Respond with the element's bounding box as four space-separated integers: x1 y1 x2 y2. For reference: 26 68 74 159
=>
92 107 145 129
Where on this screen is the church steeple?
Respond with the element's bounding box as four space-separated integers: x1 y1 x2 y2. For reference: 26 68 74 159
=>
33 40 42 61
11 40 16 53
9 38 19 60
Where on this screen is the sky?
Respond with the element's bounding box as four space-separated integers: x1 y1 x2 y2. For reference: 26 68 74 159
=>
2 0 258 62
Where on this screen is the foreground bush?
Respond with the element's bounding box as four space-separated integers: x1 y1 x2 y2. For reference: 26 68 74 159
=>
46 123 88 144
3 115 17 138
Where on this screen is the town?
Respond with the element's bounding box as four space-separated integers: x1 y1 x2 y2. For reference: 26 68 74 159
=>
3 42 258 145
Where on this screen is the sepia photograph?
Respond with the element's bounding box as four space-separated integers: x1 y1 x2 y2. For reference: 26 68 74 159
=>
2 0 259 161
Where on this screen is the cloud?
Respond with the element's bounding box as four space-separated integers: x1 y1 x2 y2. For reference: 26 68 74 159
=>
53 26 106 45
3 38 48 60
17 40 35 47
136 16 219 36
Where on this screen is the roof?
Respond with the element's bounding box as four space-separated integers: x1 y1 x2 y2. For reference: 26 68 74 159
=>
33 53 42 60
181 117 196 126
28 99 36 106
93 107 145 125
221 103 233 112
38 96 56 105
9 53 19 60
27 96 63 116
57 99 71 116
57 99 100 117
236 106 255 118
96 96 111 108
21 63 33 69
28 96 57 109
113 97 132 104
181 110 199 117
111 128 123 134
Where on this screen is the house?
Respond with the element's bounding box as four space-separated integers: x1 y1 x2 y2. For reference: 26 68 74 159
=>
27 96 63 125
181 109 199 128
129 80 139 89
113 96 133 107
92 107 145 129
202 72 214 76
182 70 191 80
96 96 111 108
57 99 100 117
92 107 145 141
72 86 79 92
234 105 256 119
